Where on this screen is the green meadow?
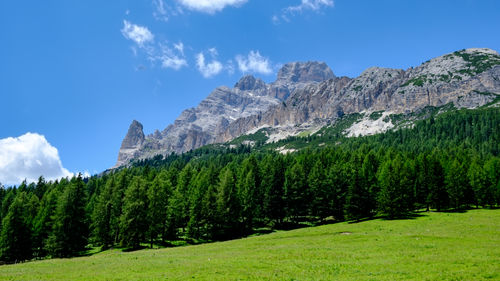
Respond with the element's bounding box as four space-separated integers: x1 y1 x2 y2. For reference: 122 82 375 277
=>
1 209 499 280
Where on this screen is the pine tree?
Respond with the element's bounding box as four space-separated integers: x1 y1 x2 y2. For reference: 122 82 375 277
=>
0 192 32 263
168 164 194 236
284 162 308 223
32 186 61 258
484 158 500 206
34 176 47 200
237 156 262 229
426 155 447 211
468 160 490 207
238 169 257 233
377 156 410 218
360 152 379 215
445 159 467 210
216 167 241 239
345 162 371 221
91 179 114 249
147 171 172 247
327 163 348 221
262 155 285 227
308 159 330 221
47 175 88 257
120 176 148 249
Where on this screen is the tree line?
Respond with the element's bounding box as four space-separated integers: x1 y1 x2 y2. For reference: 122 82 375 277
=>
0 108 499 263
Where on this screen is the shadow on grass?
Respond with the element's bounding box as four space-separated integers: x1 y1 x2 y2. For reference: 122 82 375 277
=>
121 245 148 252
379 212 427 221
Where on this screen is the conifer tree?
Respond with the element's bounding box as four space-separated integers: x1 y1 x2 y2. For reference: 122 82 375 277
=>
120 176 148 249
262 155 286 226
0 192 32 263
284 162 308 222
426 155 447 211
308 159 330 220
216 167 241 238
147 171 172 247
91 179 114 249
47 175 88 257
32 186 61 258
445 159 467 210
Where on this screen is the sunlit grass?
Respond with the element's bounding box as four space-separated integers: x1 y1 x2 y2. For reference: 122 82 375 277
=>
1 209 499 280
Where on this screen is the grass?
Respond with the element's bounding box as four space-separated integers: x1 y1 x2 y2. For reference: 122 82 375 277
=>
1 209 499 280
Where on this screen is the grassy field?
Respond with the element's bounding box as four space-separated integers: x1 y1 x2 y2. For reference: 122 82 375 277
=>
1 209 499 280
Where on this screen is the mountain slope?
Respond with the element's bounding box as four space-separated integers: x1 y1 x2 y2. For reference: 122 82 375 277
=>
115 48 500 167
115 62 334 167
3 210 499 280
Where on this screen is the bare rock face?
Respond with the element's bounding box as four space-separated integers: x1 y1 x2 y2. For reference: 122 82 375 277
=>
115 49 500 167
234 75 266 91
277 61 335 83
115 120 145 167
114 62 335 167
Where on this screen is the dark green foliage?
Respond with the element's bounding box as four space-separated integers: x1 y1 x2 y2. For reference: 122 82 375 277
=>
453 50 500 75
1 107 500 263
284 162 309 222
468 160 491 207
0 192 33 263
147 171 172 247
91 178 116 249
425 155 447 212
345 158 372 221
445 159 467 210
216 167 241 239
237 156 261 233
401 75 427 87
47 175 88 258
369 111 384 120
308 159 330 221
377 156 412 218
120 176 148 249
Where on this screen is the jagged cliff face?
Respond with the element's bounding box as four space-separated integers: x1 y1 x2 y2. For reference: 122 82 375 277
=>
115 48 500 167
115 62 335 167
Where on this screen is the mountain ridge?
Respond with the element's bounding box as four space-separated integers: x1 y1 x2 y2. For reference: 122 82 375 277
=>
115 48 500 167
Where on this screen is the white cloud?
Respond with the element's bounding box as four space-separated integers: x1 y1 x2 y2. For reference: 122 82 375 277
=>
174 42 185 54
161 56 188 70
158 42 188 70
274 0 334 24
120 19 187 71
0 133 73 186
121 20 154 46
153 0 168 21
177 0 248 14
235 50 272 75
288 0 334 13
196 49 223 78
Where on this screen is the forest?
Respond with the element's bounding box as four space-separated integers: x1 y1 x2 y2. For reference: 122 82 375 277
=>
1 107 499 263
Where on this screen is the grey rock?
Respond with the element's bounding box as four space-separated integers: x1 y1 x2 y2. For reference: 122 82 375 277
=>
115 120 145 167
234 75 266 91
115 49 500 167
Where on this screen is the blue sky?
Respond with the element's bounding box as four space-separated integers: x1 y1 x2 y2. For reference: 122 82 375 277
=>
1 0 499 185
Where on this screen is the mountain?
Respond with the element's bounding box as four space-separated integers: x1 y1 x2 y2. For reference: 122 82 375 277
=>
115 48 500 167
115 62 334 167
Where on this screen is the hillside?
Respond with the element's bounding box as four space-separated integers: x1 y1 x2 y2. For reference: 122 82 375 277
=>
1 209 498 280
115 48 500 167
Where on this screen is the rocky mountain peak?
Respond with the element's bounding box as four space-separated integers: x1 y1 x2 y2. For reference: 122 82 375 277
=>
114 48 500 168
277 61 335 83
121 120 145 149
463 48 499 55
234 75 266 91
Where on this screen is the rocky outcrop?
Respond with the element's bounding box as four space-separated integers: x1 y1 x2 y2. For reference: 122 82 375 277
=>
115 48 500 167
116 120 145 167
115 62 334 167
